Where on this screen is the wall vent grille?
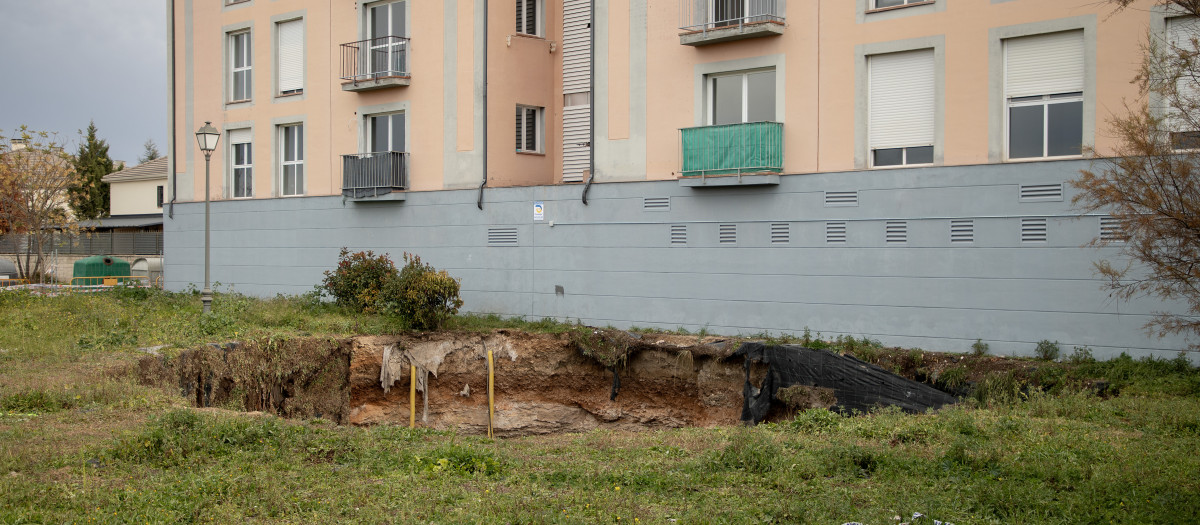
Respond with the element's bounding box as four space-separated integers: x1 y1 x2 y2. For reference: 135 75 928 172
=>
950 219 974 244
1021 218 1048 243
826 222 847 244
643 196 670 211
770 223 789 244
1100 216 1126 243
719 224 736 244
487 227 519 246
670 224 687 245
825 191 859 207
1019 183 1063 202
885 221 908 244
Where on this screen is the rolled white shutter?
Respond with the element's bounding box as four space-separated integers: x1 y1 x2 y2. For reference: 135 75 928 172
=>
228 128 251 145
869 49 935 150
1168 17 1200 129
1005 30 1084 98
562 0 591 182
277 19 304 93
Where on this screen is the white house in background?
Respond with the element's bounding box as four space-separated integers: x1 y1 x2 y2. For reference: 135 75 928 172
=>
97 157 167 232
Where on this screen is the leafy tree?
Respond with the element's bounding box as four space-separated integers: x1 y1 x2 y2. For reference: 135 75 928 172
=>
69 121 114 220
1072 0 1200 345
0 126 82 282
139 139 161 164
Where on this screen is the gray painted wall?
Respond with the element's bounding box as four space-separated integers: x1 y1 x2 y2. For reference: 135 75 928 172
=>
164 159 1195 361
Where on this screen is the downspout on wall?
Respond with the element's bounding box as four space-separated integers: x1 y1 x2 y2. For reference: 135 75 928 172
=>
476 0 488 210
582 0 595 205
167 0 177 219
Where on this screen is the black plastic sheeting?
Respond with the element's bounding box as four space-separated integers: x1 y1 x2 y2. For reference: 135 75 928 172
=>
735 342 958 424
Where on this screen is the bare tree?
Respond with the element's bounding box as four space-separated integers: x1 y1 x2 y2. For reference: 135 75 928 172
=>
0 127 81 282
1072 1 1200 343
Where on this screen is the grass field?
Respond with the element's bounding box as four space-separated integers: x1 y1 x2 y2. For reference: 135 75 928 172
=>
2 288 1199 524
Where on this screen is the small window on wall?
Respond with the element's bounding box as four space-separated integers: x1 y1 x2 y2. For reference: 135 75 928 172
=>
708 69 776 125
516 105 543 153
1005 31 1085 160
516 0 541 37
228 31 251 102
229 128 253 198
156 186 164 208
872 0 928 8
279 124 304 196
1168 16 1200 150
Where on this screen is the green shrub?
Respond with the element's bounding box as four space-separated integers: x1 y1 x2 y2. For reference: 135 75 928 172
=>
971 339 990 356
1068 346 1096 364
1035 340 1061 361
706 431 780 473
785 408 843 434
319 248 399 313
377 253 463 330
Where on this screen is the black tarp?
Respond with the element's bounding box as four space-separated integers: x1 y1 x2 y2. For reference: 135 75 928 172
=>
734 342 957 424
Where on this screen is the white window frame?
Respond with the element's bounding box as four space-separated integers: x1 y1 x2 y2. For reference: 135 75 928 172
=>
516 105 544 154
279 124 304 196
275 18 305 96
228 31 252 103
705 68 776 126
365 0 408 77
516 0 543 37
867 50 936 169
1004 92 1084 161
229 132 253 199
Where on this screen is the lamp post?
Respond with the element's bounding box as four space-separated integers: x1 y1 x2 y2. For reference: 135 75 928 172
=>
195 121 221 314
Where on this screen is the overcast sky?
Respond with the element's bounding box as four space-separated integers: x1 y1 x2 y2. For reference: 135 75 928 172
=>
0 0 167 166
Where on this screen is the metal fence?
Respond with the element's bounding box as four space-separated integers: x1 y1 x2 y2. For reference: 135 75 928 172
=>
340 36 410 82
0 232 163 256
679 0 784 32
342 151 409 198
680 121 784 177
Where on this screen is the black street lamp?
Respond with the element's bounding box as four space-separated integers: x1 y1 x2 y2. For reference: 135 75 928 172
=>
195 121 220 314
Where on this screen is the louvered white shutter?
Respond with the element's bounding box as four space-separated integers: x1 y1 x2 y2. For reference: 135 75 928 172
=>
1005 30 1084 98
869 49 935 150
228 128 251 145
277 19 304 94
1168 17 1200 129
562 0 591 182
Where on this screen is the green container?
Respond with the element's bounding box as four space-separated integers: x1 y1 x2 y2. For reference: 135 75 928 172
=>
73 255 132 286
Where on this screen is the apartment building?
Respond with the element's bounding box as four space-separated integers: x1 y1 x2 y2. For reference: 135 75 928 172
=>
165 0 1196 359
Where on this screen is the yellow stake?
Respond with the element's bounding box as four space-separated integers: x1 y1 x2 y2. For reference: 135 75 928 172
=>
487 348 495 438
409 364 416 429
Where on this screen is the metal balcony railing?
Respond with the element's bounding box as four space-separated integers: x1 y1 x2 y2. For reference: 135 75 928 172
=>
679 0 784 32
679 121 784 177
340 36 410 82
342 151 408 198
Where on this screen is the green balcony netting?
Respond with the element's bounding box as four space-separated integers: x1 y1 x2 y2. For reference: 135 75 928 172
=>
680 121 783 176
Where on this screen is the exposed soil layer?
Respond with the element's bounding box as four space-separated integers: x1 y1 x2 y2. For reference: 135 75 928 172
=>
348 330 755 436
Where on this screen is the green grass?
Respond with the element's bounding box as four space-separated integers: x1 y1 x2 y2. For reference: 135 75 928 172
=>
1 289 1199 523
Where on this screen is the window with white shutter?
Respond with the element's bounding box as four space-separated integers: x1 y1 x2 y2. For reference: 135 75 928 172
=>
561 0 591 182
1168 17 1200 149
869 49 935 167
516 105 543 153
1005 30 1084 159
276 19 304 95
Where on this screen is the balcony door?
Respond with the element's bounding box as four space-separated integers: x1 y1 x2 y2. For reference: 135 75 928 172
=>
369 112 405 154
708 69 776 125
369 1 406 76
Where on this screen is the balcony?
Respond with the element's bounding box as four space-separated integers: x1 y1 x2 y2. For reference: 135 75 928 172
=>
678 0 785 46
340 36 410 92
679 121 782 186
342 151 408 201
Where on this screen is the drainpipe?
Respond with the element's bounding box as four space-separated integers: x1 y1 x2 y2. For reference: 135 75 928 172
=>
167 0 177 219
476 0 488 210
581 0 595 205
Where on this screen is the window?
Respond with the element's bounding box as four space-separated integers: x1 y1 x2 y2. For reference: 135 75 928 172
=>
1168 17 1200 149
276 19 304 96
872 0 928 8
156 186 164 208
368 1 407 76
516 0 541 37
280 124 304 196
516 105 543 153
368 112 405 153
869 49 935 167
229 129 253 198
229 31 251 102
708 69 775 125
1005 31 1084 159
